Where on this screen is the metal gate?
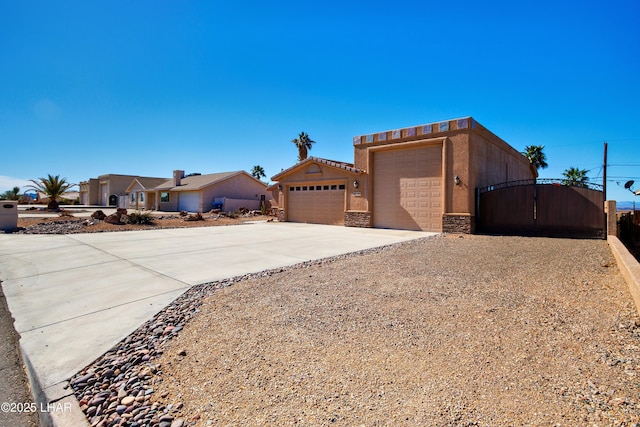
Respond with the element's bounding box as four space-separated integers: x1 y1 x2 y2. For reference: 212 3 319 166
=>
476 179 605 238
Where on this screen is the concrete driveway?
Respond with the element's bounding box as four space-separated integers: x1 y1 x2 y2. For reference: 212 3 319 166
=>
0 222 432 424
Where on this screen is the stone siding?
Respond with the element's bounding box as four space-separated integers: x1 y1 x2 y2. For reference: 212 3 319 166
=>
442 214 474 234
345 211 372 228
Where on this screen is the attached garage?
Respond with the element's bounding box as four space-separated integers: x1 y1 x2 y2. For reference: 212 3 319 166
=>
178 192 200 212
270 158 364 227
373 145 443 231
273 117 536 234
288 183 346 225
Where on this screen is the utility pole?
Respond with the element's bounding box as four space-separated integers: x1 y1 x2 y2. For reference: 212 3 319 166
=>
603 141 608 200
603 141 608 239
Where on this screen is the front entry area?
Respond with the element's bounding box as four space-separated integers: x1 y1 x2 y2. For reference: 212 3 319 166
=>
373 145 443 231
287 183 346 225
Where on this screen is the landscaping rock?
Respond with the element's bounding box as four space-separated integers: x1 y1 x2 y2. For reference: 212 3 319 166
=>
104 208 127 225
91 210 107 220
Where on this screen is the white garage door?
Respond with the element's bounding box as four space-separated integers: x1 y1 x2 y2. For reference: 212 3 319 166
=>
178 192 200 212
373 145 442 231
288 183 345 225
100 184 108 205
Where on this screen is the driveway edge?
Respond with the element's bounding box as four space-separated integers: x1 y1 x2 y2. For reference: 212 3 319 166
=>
608 235 640 315
20 346 89 427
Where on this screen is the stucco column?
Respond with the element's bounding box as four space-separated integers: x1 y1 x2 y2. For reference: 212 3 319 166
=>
605 200 617 236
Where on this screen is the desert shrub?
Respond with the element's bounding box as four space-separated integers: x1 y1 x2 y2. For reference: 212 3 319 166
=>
125 211 155 225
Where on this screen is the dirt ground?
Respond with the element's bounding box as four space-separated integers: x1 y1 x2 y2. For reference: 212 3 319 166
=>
149 235 640 426
17 212 275 232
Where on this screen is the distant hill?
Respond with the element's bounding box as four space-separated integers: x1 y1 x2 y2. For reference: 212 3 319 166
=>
617 201 639 211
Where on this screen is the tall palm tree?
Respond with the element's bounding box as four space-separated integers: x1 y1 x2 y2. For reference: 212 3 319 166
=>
26 174 74 210
522 145 548 172
291 132 315 162
0 186 20 200
562 167 589 187
251 165 266 180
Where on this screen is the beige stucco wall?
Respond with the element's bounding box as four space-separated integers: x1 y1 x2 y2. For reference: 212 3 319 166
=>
273 161 361 221
467 128 533 215
353 118 534 218
156 173 269 213
79 178 99 205
126 181 152 210
157 191 179 212
80 175 139 206
274 117 533 231
100 175 139 199
199 174 268 213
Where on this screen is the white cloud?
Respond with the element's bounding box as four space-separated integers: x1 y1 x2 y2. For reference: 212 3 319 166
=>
0 176 33 193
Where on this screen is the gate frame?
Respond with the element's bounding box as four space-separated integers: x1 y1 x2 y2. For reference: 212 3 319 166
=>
476 178 605 239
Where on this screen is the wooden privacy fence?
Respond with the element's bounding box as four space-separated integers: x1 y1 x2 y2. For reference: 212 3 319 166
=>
477 179 605 238
619 210 640 248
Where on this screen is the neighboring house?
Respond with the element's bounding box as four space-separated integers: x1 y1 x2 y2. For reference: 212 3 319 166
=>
125 177 169 210
146 170 270 213
79 174 167 206
34 191 79 204
271 116 535 233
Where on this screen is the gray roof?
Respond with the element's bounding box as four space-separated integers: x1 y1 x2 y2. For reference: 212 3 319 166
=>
134 177 169 189
153 171 264 192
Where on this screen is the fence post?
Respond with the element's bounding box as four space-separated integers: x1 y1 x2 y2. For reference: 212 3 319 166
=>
605 200 617 238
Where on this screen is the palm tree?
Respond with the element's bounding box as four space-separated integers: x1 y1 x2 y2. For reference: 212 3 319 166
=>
26 174 74 210
522 145 548 172
562 167 589 187
0 186 20 200
291 132 315 162
251 165 266 180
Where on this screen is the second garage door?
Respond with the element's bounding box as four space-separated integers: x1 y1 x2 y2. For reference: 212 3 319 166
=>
178 192 200 212
373 145 442 231
288 184 345 225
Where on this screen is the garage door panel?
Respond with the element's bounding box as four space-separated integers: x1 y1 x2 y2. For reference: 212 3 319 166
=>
178 192 200 212
373 145 442 232
288 185 344 225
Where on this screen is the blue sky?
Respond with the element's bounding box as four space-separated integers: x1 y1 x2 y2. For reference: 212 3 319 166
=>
1 0 639 202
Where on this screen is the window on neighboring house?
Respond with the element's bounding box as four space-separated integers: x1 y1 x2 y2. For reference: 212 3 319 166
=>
161 192 170 202
131 193 136 202
140 193 144 202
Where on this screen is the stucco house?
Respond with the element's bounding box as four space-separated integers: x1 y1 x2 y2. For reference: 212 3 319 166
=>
271 117 535 233
125 177 168 210
145 170 270 213
79 174 167 206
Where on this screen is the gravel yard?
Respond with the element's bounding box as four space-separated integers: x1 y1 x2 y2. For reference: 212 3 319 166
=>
136 234 640 426
14 213 274 234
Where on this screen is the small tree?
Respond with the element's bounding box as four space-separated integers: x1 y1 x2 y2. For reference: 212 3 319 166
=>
0 186 20 200
251 165 266 180
26 174 74 210
291 132 315 162
562 167 589 187
522 145 548 172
